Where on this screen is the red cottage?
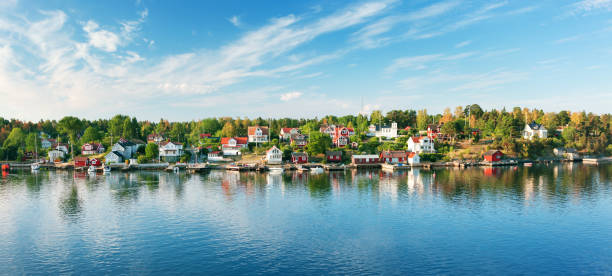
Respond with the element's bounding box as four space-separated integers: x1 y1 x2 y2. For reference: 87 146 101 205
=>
379 150 408 164
483 150 503 162
351 155 381 165
90 158 102 166
291 152 308 164
326 151 342 162
74 156 90 167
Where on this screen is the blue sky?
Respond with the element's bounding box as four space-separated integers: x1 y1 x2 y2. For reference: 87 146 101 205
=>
1 0 611 121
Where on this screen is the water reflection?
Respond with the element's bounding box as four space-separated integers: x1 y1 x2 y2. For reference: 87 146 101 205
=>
59 184 82 222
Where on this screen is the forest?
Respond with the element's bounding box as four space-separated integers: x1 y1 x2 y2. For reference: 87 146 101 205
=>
1 104 611 161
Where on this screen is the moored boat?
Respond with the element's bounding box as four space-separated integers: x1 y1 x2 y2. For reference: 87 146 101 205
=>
269 167 284 174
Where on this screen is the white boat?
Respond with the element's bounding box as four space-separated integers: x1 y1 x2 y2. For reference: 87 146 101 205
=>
103 166 111 173
31 135 40 171
269 167 284 174
88 165 96 173
310 167 324 174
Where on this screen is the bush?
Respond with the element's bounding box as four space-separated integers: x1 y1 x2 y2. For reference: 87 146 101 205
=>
137 155 148 164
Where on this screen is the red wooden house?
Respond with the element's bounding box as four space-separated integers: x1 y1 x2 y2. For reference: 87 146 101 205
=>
326 151 342 162
379 150 408 164
90 158 102 166
74 156 90 167
291 152 308 164
351 155 381 165
483 150 503 162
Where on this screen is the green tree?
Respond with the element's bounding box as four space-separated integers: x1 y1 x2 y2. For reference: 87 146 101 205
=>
25 132 40 152
145 143 159 160
80 126 101 143
416 109 428 130
57 116 83 144
306 131 331 155
122 118 134 139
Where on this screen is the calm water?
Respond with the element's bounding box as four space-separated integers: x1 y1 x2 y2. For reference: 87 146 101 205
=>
1 164 612 275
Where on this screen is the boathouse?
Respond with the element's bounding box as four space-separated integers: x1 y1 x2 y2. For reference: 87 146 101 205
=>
484 150 503 162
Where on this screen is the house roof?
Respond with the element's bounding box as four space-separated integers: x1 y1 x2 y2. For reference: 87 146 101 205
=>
353 155 379 159
74 156 89 161
527 122 544 130
199 133 212 138
380 150 408 158
106 151 124 158
266 146 280 154
410 136 429 143
326 151 342 156
292 152 308 157
248 126 269 135
221 137 248 145
209 151 221 154
147 133 164 139
160 141 183 146
484 150 503 156
407 152 418 158
281 127 299 134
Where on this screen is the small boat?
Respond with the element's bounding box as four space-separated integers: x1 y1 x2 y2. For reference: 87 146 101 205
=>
269 167 284 174
103 166 111 173
524 162 533 167
88 165 96 173
31 162 40 171
297 166 309 173
310 167 324 174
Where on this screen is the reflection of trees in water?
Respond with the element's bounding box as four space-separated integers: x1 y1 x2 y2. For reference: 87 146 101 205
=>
307 174 331 199
24 171 45 195
137 172 160 191
430 164 609 206
59 184 82 222
109 173 141 203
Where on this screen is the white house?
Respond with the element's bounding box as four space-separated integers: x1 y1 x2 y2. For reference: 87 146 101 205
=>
221 137 248 156
407 136 435 153
207 151 223 161
407 152 420 165
81 143 105 155
48 150 65 161
523 122 547 140
54 143 69 154
265 146 283 164
248 126 269 143
105 151 124 164
111 139 141 159
280 128 300 141
368 122 398 139
159 141 184 162
41 138 55 149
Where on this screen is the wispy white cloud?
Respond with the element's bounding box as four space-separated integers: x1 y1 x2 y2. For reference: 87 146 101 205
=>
455 40 471 48
280 91 303 101
83 21 121 52
0 1 391 119
398 69 527 93
572 0 612 13
554 34 581 44
228 15 241 27
385 52 475 73
352 0 460 48
506 5 538 15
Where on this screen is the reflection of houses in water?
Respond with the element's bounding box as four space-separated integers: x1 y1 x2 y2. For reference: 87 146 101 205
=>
329 171 342 196
483 167 501 177
378 173 398 202
407 169 424 196
524 175 534 202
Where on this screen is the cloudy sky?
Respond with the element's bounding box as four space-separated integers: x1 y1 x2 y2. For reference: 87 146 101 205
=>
1 0 611 121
